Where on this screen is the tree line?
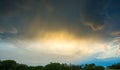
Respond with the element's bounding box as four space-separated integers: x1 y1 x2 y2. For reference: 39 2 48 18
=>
0 60 120 70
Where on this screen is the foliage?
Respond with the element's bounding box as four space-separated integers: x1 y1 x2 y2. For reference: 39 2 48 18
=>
107 63 120 69
0 59 119 70
0 60 17 70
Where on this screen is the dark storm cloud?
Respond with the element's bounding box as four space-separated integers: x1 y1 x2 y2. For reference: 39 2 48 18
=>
99 0 120 40
0 0 119 41
0 0 84 40
0 0 38 17
0 0 45 39
80 0 110 31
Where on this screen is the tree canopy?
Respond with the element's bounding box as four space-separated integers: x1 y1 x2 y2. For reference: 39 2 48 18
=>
0 59 119 70
107 63 120 69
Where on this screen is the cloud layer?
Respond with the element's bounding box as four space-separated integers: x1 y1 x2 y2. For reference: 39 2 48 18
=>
0 0 120 65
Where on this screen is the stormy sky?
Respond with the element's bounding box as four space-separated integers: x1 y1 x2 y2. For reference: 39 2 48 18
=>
0 0 120 66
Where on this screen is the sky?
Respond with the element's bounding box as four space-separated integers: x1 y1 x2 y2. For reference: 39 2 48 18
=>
0 0 120 66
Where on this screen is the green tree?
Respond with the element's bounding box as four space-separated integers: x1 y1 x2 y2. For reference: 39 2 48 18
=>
83 63 95 70
61 63 69 70
94 66 105 70
70 65 82 70
34 66 43 70
108 63 120 69
0 60 2 69
1 60 17 70
16 64 28 70
44 62 61 70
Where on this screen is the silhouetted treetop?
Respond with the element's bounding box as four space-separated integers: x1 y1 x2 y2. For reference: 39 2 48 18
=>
0 59 119 70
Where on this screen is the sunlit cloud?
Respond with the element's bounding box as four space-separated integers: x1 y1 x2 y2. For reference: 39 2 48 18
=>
0 0 120 66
